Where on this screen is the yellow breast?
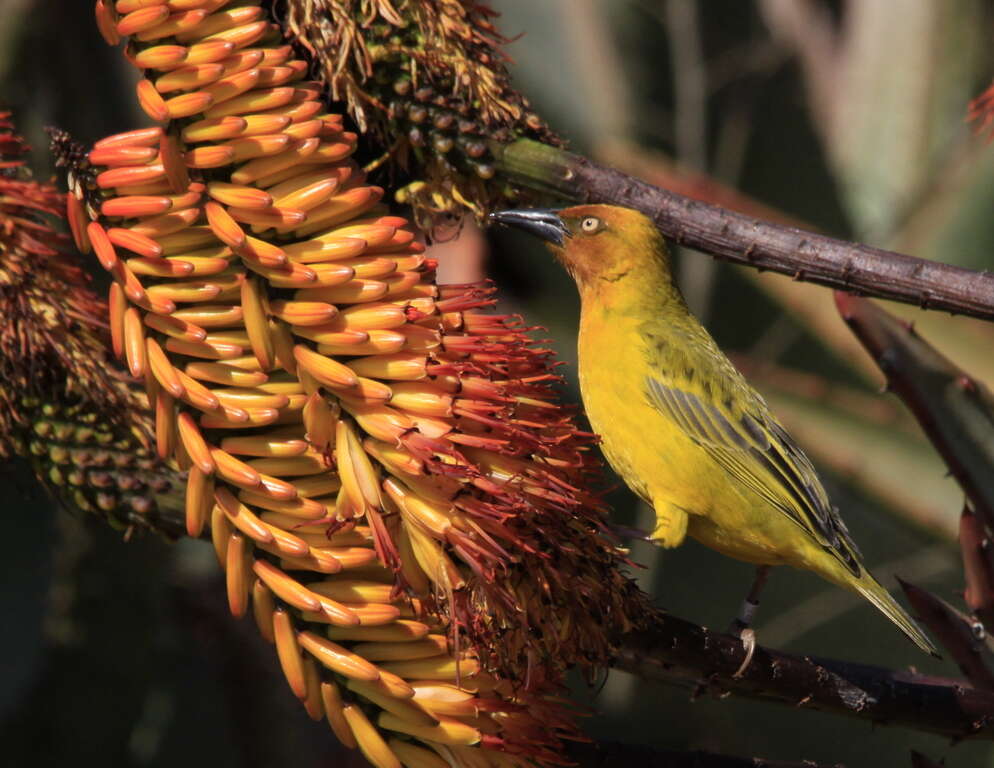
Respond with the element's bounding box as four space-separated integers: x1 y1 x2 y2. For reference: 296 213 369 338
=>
577 308 712 512
576 304 804 566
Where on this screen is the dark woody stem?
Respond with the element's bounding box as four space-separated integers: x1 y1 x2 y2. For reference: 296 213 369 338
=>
493 139 994 323
569 741 844 767
615 614 994 740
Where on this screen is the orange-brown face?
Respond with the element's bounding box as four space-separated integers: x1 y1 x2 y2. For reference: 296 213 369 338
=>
490 204 668 290
551 204 631 284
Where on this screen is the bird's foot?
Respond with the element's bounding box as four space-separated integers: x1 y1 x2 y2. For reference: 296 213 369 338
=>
728 605 759 678
731 628 757 678
727 583 765 678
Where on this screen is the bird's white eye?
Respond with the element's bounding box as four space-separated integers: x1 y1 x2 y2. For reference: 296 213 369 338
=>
580 216 602 234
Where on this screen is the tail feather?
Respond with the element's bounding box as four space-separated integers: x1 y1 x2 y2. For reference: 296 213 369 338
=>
855 576 939 657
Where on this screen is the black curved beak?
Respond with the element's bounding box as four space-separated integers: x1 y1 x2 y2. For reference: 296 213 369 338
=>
488 208 569 246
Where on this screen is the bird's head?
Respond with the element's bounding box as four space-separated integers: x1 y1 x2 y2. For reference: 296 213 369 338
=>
489 204 671 293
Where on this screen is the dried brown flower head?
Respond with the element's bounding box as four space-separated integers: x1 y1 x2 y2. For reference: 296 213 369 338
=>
0 112 180 532
284 0 560 228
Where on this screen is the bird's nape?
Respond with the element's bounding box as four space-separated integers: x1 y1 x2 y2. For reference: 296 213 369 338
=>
488 208 570 246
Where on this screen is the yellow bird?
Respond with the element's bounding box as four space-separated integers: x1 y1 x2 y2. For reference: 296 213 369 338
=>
490 204 936 655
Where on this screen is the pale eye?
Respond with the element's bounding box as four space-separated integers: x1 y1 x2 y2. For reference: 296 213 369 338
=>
580 216 601 234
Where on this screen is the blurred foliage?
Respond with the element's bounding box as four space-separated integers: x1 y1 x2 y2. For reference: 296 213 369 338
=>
488 1 993 766
2 1 994 767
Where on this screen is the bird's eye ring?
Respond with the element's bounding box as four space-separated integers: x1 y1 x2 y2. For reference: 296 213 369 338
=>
580 216 602 234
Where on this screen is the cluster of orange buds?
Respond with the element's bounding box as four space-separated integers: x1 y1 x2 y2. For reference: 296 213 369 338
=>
0 112 180 534
78 2 648 765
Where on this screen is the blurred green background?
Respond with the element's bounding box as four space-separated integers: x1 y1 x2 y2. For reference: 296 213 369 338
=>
2 1 994 766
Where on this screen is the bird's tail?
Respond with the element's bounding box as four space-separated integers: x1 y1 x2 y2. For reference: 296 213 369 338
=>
853 574 938 656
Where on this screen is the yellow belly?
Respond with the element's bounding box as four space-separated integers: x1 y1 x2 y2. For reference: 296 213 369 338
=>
577 317 810 569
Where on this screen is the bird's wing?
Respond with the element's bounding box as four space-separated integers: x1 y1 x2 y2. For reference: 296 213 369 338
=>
644 354 861 576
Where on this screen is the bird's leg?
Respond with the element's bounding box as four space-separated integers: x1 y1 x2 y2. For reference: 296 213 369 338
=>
730 564 771 634
729 565 771 678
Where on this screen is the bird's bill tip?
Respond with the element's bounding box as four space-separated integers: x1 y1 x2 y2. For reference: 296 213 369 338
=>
488 208 569 246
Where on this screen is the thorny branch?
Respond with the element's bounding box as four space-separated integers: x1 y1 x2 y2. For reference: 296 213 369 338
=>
569 742 842 768
493 139 994 322
900 579 994 694
834 293 994 524
833 294 994 664
615 614 994 740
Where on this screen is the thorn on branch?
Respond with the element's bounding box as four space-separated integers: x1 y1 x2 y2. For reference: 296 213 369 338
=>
834 293 994 525
494 139 994 322
960 506 994 633
900 579 994 692
615 611 994 741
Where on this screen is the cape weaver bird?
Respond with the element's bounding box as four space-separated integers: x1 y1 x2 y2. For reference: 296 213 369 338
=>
490 204 936 656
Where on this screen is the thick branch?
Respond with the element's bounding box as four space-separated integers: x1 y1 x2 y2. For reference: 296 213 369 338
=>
900 579 994 693
493 139 994 322
834 293 994 523
615 614 994 740
834 294 994 632
569 742 842 768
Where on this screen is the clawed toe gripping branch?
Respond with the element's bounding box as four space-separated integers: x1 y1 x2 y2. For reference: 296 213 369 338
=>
617 613 994 741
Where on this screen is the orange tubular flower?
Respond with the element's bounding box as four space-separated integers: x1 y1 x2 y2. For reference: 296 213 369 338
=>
79 2 650 765
0 113 181 533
